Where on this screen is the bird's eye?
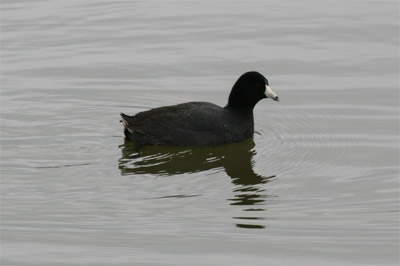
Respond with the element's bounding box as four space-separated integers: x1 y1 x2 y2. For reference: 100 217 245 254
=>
256 84 261 88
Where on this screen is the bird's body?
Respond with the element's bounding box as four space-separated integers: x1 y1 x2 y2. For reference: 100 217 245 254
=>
120 71 278 146
121 102 254 146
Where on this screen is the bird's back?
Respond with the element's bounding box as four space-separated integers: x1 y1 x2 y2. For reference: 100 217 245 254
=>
121 102 253 146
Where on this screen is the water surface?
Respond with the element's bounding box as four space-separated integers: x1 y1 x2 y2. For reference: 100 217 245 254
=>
1 1 399 265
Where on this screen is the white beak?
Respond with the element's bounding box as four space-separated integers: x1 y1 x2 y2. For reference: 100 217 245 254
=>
265 85 279 101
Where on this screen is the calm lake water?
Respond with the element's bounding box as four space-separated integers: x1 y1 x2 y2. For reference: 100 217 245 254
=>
1 0 399 265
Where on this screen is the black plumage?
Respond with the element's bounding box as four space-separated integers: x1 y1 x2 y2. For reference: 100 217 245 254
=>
120 71 278 146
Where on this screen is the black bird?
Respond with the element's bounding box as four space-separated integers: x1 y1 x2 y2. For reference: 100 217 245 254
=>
120 71 279 146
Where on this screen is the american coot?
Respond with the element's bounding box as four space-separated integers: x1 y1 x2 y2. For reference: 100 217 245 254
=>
120 71 279 146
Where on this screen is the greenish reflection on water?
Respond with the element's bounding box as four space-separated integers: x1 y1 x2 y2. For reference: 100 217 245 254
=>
119 139 276 229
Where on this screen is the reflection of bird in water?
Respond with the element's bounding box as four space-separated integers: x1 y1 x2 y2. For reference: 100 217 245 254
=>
118 139 276 229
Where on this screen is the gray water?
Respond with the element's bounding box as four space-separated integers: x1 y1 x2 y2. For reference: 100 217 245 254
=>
1 1 399 265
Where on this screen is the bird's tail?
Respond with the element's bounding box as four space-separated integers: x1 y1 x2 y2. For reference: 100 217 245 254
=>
120 113 135 138
120 113 131 128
